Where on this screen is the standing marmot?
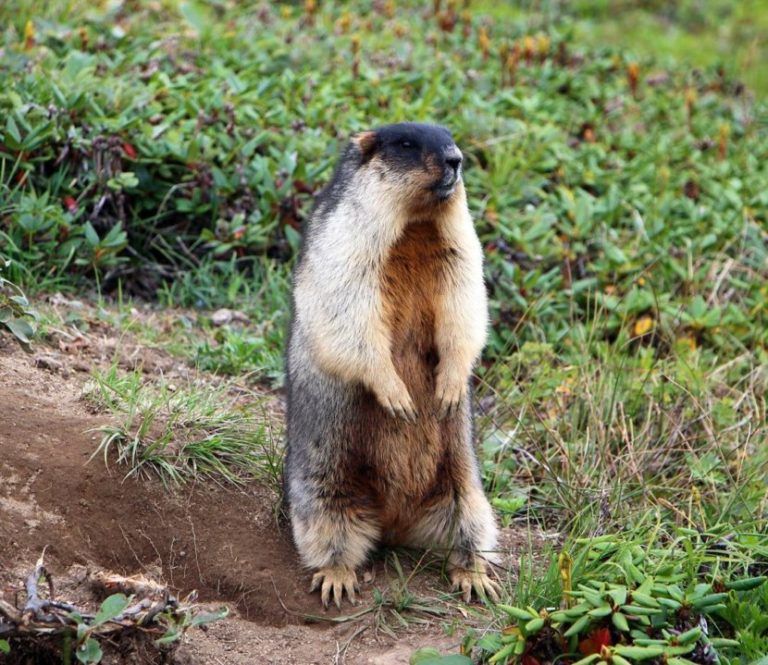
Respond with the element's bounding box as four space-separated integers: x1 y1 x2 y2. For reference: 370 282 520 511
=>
284 123 499 607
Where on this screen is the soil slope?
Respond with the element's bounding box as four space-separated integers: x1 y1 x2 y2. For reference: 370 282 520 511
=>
0 322 541 664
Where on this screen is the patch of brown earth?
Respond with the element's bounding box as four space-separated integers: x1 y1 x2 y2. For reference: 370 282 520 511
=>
0 322 553 664
0 343 323 626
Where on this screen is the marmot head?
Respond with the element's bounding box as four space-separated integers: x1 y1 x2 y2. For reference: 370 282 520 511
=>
351 123 464 210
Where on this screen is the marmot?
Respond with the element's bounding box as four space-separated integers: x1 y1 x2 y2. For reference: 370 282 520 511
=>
284 122 499 608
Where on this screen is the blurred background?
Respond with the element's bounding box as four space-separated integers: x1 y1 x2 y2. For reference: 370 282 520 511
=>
479 0 767 95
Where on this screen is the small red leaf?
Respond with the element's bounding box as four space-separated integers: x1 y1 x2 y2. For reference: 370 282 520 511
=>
63 196 78 213
122 142 137 159
579 626 612 655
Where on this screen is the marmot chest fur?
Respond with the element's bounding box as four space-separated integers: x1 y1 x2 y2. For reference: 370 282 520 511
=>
284 122 499 608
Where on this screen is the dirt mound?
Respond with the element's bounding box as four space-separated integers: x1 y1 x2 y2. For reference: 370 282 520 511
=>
0 344 321 627
0 324 546 663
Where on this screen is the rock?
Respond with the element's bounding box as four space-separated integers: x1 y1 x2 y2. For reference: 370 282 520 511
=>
34 353 64 373
211 308 249 326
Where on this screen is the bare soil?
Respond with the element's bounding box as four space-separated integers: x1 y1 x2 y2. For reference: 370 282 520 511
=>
0 305 551 664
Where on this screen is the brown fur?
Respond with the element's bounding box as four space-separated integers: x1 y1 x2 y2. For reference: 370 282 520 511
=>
353 131 378 160
285 123 499 607
331 217 471 543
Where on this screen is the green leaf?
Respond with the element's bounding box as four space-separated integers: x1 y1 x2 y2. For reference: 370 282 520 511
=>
488 643 517 664
476 634 503 652
564 613 592 637
4 317 34 344
630 592 660 608
102 223 128 248
657 598 682 610
691 593 728 610
525 617 545 634
92 593 129 627
284 224 302 253
614 645 665 660
581 589 604 607
155 627 181 646
83 222 100 247
699 603 727 613
604 243 628 264
676 627 702 643
410 648 441 664
625 563 645 585
106 172 139 191
708 638 740 648
119 172 139 189
497 604 536 622
564 603 591 617
725 576 766 591
179 1 214 35
622 604 662 616
691 583 712 598
608 588 627 606
411 648 473 664
571 656 601 665
612 611 630 632
76 638 103 664
5 114 21 144
189 606 229 628
415 657 472 665
491 496 527 515
0 639 9 654
665 645 697 656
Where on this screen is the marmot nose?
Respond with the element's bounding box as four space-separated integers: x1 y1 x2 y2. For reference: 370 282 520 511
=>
444 148 462 174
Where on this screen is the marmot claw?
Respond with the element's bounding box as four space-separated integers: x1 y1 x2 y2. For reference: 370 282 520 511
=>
310 566 359 608
450 567 501 604
374 376 418 421
434 370 467 420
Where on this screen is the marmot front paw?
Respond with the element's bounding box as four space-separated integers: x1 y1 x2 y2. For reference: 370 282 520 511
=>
310 566 359 608
434 367 467 419
372 375 417 421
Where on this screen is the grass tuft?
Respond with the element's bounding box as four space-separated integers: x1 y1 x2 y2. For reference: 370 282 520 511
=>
86 362 282 490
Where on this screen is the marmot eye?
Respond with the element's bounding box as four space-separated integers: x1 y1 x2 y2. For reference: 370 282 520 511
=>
399 140 417 149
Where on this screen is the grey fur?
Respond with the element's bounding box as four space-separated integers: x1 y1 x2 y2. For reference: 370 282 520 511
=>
284 124 499 606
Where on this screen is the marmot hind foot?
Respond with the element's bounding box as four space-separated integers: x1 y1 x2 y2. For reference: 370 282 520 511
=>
449 564 501 604
310 565 360 608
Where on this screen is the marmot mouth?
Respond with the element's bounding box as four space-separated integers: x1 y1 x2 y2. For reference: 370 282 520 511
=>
432 177 457 200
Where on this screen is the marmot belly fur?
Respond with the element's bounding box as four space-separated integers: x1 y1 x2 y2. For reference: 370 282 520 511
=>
284 123 499 607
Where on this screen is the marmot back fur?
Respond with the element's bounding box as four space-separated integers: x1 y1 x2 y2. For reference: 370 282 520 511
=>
284 123 499 607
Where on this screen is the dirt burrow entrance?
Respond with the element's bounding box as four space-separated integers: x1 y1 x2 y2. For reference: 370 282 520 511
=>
0 325 546 664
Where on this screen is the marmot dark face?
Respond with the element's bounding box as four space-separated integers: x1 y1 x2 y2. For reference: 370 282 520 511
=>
353 123 464 208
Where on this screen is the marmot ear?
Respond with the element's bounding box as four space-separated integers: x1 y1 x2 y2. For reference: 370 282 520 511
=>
352 131 378 163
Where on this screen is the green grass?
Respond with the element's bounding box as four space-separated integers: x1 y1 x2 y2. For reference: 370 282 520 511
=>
1 1 767 661
0 259 38 347
475 0 768 95
158 255 290 385
477 331 768 534
469 523 768 664
86 361 282 490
